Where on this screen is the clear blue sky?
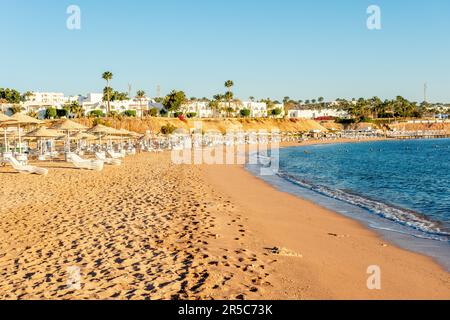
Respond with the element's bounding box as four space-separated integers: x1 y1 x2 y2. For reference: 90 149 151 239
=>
1 0 449 102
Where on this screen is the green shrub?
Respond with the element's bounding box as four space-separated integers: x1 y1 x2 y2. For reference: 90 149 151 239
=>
173 112 183 118
93 118 105 126
186 112 197 118
45 107 57 119
271 108 283 117
89 110 105 118
160 123 177 135
56 109 68 118
159 109 168 117
148 107 159 117
335 118 356 125
122 110 136 117
240 109 251 117
107 111 119 118
359 116 374 123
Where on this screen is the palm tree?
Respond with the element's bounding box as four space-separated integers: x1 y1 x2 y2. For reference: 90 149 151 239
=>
136 90 146 119
22 91 33 102
102 71 113 114
225 80 234 91
224 80 234 115
318 97 325 111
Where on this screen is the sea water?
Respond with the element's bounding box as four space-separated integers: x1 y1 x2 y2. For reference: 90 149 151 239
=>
247 139 450 271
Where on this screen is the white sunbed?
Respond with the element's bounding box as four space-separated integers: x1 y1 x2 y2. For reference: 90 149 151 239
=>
95 152 121 166
107 150 125 159
4 154 48 175
66 153 104 171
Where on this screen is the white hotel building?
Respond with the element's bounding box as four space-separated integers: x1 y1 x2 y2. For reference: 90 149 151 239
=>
20 91 150 118
79 93 150 117
181 101 214 118
22 92 79 118
288 108 349 119
181 101 275 118
15 91 284 119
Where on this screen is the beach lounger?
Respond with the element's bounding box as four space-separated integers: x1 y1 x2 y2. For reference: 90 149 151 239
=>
66 153 104 171
107 150 125 159
126 148 136 155
95 152 121 166
4 154 48 175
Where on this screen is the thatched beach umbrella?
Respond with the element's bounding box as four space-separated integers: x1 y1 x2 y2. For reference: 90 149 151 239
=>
69 132 98 150
0 114 18 152
70 132 97 141
88 124 123 147
25 127 62 139
51 119 88 131
88 124 121 135
51 119 88 154
25 127 62 156
8 113 44 153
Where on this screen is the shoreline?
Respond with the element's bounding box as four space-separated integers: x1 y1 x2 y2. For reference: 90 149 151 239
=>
200 159 450 299
200 138 450 299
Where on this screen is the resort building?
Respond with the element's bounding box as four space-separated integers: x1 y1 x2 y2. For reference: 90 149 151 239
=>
240 101 268 118
288 108 349 119
179 100 269 118
79 93 151 117
21 92 79 118
26 92 66 105
181 101 214 118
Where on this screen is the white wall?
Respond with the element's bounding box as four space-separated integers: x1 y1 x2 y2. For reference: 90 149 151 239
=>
288 108 349 119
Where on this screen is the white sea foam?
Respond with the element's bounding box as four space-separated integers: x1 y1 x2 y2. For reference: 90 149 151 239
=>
278 172 450 242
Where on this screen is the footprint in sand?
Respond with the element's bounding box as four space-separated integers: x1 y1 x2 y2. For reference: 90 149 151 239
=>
267 247 303 258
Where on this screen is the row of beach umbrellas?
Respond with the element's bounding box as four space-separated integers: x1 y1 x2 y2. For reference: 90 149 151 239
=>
0 115 141 154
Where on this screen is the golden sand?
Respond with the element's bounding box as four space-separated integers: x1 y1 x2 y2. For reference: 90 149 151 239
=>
0 154 273 300
0 146 449 300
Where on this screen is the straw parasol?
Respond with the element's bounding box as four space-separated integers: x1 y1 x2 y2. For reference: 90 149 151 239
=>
25 127 62 156
51 119 88 153
0 113 16 123
0 114 18 151
88 124 124 147
88 124 122 135
51 119 88 131
25 127 62 139
7 113 44 153
116 128 133 136
70 132 97 141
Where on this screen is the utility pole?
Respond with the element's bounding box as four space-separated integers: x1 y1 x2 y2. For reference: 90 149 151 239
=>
424 82 428 103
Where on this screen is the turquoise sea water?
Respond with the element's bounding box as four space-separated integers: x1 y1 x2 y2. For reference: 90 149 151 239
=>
247 139 450 270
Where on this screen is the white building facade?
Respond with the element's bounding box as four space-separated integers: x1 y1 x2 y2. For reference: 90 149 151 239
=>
79 93 151 117
22 92 76 118
179 101 269 118
181 101 214 118
240 101 268 118
288 108 349 119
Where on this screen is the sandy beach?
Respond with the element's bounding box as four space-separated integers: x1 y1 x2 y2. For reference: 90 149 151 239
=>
0 145 449 300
